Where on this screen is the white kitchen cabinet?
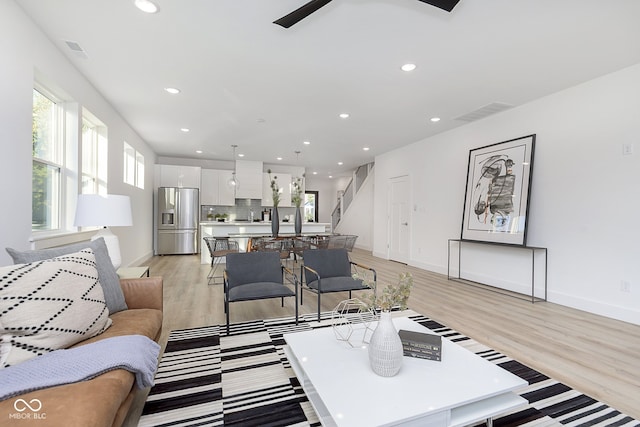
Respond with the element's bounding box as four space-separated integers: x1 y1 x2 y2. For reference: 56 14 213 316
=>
235 160 263 199
201 169 235 206
156 164 201 188
262 172 291 207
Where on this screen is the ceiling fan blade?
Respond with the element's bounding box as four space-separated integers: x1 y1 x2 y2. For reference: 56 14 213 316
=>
417 0 461 12
273 0 333 28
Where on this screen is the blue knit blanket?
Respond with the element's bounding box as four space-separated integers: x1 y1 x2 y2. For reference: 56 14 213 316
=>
0 335 161 401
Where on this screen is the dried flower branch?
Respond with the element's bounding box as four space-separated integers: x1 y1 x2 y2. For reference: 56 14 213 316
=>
291 175 304 208
267 169 280 207
354 272 413 312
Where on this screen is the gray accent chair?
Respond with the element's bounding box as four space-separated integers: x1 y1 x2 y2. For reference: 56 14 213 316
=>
224 251 298 334
301 248 376 321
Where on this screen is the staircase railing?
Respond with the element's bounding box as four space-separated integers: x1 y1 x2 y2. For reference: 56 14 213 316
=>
331 162 374 229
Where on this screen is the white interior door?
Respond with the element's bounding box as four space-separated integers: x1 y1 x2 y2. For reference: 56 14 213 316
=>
388 176 410 263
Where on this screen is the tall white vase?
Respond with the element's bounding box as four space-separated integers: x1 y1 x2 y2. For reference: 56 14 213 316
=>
368 311 403 377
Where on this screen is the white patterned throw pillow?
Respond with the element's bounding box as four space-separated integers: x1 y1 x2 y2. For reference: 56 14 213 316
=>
0 249 112 367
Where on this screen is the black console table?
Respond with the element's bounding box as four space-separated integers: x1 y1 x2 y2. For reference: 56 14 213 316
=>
447 239 547 303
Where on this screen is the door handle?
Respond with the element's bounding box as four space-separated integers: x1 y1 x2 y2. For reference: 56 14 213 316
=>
401 222 408 226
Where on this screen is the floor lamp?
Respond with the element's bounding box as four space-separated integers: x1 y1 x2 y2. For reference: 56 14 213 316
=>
74 194 133 269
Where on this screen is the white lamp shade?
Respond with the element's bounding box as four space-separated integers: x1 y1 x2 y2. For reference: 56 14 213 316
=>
74 194 133 227
74 194 132 270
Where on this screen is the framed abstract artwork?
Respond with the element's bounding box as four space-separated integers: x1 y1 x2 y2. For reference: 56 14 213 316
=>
461 134 536 245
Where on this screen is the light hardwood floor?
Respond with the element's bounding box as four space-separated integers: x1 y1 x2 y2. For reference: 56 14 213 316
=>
124 249 640 425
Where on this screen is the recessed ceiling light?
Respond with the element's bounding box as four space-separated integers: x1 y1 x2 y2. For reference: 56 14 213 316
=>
180 128 190 132
313 171 318 175
430 117 441 122
195 150 203 154
401 63 417 72
238 153 245 157
338 162 343 166
329 175 333 179
363 147 370 151
164 87 180 94
303 141 311 145
134 0 159 13
339 113 350 119
277 157 283 161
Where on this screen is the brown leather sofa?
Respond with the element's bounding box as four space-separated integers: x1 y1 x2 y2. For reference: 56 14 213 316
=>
0 276 164 427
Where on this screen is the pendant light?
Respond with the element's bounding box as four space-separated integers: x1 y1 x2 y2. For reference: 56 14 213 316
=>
227 144 240 191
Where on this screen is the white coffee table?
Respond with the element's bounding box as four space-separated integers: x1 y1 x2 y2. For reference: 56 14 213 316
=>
284 316 527 427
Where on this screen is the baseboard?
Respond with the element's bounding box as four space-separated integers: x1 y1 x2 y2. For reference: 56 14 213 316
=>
459 271 541 295
549 291 640 326
408 259 447 276
354 242 372 252
379 254 639 326
128 250 154 268
372 250 387 259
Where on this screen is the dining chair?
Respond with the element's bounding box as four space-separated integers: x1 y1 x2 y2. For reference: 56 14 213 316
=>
203 237 239 285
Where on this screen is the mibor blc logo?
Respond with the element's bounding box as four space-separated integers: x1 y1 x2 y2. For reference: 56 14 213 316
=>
10 398 46 420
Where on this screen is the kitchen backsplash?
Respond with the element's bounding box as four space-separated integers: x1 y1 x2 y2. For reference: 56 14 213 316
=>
201 199 298 222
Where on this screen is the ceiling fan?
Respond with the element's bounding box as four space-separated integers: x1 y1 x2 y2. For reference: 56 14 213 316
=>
273 0 461 28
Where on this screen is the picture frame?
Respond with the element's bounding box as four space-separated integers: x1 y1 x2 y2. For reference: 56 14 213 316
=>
461 134 536 246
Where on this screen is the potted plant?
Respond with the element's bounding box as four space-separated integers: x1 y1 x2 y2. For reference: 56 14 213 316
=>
356 272 413 377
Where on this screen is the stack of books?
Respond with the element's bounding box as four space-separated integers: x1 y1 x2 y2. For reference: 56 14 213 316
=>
399 330 442 362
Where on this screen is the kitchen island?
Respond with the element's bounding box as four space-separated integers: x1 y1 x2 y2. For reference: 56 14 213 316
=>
200 221 331 264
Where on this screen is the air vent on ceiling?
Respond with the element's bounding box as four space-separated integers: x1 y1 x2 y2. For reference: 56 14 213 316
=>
64 40 88 59
454 102 514 122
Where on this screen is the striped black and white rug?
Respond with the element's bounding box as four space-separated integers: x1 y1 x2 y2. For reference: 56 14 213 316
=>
139 311 639 427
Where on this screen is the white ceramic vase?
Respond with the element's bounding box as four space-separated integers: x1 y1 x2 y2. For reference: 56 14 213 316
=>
368 311 403 377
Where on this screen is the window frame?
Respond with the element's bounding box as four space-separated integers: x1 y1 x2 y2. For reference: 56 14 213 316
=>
124 141 144 189
81 108 108 195
304 191 319 223
32 86 65 232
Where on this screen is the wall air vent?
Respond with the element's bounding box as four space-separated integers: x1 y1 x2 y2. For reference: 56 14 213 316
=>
64 40 88 59
454 102 514 122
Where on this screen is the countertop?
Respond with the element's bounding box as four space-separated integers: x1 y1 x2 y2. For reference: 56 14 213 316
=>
200 221 330 225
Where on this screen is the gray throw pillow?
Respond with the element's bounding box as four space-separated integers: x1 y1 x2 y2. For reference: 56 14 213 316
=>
5 237 128 313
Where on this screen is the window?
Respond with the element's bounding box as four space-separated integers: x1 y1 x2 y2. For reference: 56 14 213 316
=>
81 109 108 195
32 81 104 235
304 191 319 223
32 88 62 231
124 141 144 189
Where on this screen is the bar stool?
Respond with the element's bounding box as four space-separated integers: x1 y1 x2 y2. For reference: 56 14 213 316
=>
203 237 239 285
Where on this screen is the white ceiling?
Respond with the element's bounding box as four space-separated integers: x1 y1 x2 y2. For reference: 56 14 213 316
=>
16 0 640 177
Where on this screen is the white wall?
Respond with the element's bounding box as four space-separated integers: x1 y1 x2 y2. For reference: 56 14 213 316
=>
334 171 374 251
305 176 339 224
0 2 155 267
373 63 640 325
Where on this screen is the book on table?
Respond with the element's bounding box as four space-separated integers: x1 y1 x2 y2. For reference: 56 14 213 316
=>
399 329 442 362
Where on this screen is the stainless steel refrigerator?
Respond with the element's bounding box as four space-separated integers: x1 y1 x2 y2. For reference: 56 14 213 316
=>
156 187 199 255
